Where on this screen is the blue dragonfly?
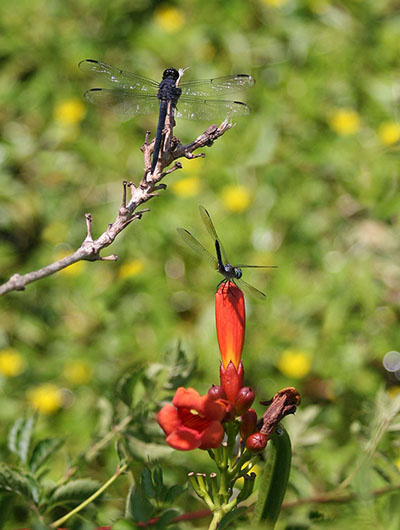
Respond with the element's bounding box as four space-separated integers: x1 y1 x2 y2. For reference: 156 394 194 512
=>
177 206 276 300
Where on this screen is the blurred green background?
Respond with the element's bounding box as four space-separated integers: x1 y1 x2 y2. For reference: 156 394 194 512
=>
1 0 400 527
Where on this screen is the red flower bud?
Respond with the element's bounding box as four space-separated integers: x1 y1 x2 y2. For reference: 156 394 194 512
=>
208 385 227 401
215 282 245 370
235 386 255 414
220 360 244 404
246 432 268 453
240 408 257 440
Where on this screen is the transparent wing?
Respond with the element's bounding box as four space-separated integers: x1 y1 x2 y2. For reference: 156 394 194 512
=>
198 206 230 264
176 97 251 121
79 59 159 93
179 74 255 97
236 278 266 300
236 264 278 269
83 89 160 115
177 228 218 269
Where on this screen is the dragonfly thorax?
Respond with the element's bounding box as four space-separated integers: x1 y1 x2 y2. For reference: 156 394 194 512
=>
221 263 242 280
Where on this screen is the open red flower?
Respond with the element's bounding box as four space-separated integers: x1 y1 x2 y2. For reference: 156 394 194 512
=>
157 387 226 451
215 281 245 369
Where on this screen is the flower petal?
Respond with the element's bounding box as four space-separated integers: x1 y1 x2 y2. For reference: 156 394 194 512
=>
199 421 225 449
166 427 202 450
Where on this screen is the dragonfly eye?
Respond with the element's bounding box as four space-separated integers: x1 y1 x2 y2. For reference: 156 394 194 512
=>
163 68 179 81
235 268 242 279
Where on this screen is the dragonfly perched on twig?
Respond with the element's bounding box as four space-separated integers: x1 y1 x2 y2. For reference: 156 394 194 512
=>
177 206 276 300
79 59 255 174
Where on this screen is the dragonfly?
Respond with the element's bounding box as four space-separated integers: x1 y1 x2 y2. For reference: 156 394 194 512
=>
177 206 276 300
79 59 255 174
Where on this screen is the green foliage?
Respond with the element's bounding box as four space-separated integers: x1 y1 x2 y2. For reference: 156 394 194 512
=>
1 0 400 527
125 464 184 527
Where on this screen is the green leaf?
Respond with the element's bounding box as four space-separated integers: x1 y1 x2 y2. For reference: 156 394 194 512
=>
142 467 156 498
164 484 185 504
117 367 145 407
252 426 292 529
163 343 197 390
0 463 39 504
29 438 64 474
129 481 154 523
48 478 100 508
218 506 248 530
8 416 36 464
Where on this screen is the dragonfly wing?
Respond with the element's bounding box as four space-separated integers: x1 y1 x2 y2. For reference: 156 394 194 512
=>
236 278 266 300
179 74 255 96
177 228 218 269
175 97 251 121
79 59 160 92
198 206 230 265
83 89 160 115
235 264 278 269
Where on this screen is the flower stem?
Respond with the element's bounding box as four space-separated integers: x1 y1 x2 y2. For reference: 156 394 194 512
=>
49 463 128 528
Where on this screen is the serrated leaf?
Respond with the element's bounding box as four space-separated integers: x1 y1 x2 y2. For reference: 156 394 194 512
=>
8 418 24 456
0 463 38 503
129 482 154 523
117 368 145 407
163 344 197 390
152 464 163 494
142 468 156 498
48 478 100 507
29 438 64 474
8 416 36 463
218 506 248 530
164 484 185 504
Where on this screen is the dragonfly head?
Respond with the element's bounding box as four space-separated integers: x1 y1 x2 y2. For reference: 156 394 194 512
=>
163 68 180 81
234 267 242 279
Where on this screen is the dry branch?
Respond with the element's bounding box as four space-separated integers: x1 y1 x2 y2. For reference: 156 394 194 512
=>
0 106 232 295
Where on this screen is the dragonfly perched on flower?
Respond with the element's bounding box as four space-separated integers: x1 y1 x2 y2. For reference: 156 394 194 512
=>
177 206 276 300
79 59 255 174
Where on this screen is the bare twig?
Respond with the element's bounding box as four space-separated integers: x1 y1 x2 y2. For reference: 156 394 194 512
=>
0 107 233 295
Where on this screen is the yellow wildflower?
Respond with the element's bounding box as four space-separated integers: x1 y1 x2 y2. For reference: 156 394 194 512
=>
119 259 144 279
221 185 252 213
396 453 400 472
171 176 201 197
329 109 361 135
378 122 400 146
261 0 287 6
64 360 92 385
0 348 25 377
28 384 63 415
277 349 312 379
54 98 86 126
154 5 185 32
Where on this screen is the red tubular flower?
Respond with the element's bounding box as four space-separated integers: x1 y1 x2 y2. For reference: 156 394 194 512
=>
215 282 245 370
157 387 226 451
